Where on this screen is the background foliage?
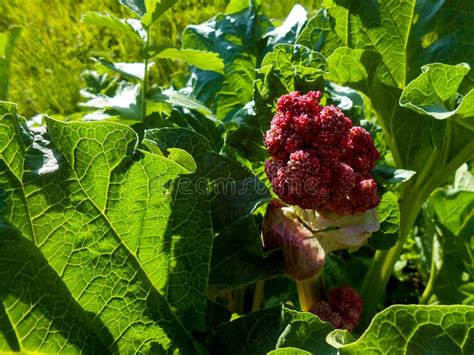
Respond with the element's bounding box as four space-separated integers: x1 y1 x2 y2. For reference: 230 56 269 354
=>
0 0 314 117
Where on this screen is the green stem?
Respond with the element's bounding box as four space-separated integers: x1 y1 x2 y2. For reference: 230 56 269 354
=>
359 187 424 328
419 234 439 304
296 280 316 311
233 288 246 314
296 272 325 311
141 28 151 121
251 281 265 312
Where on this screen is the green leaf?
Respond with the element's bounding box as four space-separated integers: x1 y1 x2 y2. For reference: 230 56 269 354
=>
368 191 400 250
144 128 275 291
269 348 312 355
254 43 327 127
82 12 146 42
429 189 474 236
317 0 409 87
372 166 416 184
296 9 332 52
0 110 202 352
331 305 474 354
326 329 355 349
0 225 111 353
156 48 224 74
119 0 177 27
259 44 328 94
142 0 178 27
145 88 223 149
275 307 336 354
210 216 283 289
395 62 474 201
426 223 474 305
165 147 197 173
327 48 369 88
0 26 22 101
222 102 268 173
80 83 142 121
225 0 253 15
324 82 365 122
455 164 474 191
93 57 152 80
182 2 271 120
216 305 335 354
119 0 146 16
161 89 219 123
266 5 308 48
400 63 474 120
421 186 474 305
314 2 474 193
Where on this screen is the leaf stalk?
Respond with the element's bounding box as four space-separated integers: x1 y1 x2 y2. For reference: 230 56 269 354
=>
296 272 325 312
141 27 151 120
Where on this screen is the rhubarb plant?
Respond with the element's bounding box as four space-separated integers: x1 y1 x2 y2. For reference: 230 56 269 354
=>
1 0 474 353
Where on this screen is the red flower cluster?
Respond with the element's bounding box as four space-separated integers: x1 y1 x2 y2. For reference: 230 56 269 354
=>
264 91 380 215
310 285 363 332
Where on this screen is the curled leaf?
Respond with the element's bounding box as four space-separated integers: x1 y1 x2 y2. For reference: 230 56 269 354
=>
296 207 380 252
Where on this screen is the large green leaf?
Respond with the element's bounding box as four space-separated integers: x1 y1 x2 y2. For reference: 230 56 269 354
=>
143 128 278 291
326 47 380 94
0 105 202 352
318 1 474 187
321 0 474 87
393 62 474 215
330 305 474 354
181 2 321 123
258 44 327 94
182 2 269 120
296 8 334 53
400 63 474 120
253 43 327 132
216 305 335 354
0 26 22 101
317 0 474 317
265 5 308 50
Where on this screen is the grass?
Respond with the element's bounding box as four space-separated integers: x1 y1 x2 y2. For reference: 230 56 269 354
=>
0 0 315 117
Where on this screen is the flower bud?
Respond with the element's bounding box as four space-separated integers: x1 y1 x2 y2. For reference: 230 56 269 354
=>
262 202 380 280
262 202 325 280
